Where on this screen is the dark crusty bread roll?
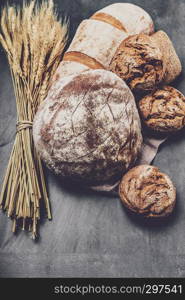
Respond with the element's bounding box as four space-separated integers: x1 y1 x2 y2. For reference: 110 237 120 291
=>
109 31 182 93
119 165 176 218
109 34 164 93
139 86 185 133
33 70 142 185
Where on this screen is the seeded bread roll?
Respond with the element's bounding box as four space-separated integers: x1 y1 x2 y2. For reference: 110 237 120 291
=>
109 34 164 93
119 165 176 218
139 86 185 133
33 70 142 185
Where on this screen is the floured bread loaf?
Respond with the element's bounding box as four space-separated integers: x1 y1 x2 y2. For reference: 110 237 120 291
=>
33 70 142 185
91 3 154 35
66 19 127 68
53 61 89 81
53 3 154 82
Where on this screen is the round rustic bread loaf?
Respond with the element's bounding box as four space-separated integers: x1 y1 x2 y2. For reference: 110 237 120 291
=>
109 34 165 93
139 86 185 133
33 70 142 184
119 165 176 218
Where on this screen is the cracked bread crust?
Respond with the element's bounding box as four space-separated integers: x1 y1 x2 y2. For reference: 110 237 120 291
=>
33 70 142 185
139 86 185 133
119 165 176 218
109 34 164 93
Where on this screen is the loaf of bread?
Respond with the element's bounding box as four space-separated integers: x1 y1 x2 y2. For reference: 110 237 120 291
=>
119 165 176 217
109 31 182 93
91 3 154 35
139 86 185 133
52 3 154 82
152 31 182 83
33 70 143 184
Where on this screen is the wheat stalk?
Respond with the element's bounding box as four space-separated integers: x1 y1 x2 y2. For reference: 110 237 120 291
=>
0 0 69 239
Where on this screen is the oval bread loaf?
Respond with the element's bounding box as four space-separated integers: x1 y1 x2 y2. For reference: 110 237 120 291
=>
53 3 154 82
66 19 127 68
91 2 154 35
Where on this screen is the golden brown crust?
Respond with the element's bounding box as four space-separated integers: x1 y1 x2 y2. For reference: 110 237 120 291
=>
119 165 176 218
151 31 182 83
109 34 164 93
63 51 105 70
91 12 127 32
139 86 185 133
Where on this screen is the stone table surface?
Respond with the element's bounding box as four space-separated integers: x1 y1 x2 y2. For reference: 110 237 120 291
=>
1 0 185 278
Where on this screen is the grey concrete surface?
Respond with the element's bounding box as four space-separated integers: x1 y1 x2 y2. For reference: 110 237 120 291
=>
1 0 185 278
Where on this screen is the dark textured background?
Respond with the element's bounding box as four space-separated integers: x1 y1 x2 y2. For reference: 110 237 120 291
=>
1 0 185 278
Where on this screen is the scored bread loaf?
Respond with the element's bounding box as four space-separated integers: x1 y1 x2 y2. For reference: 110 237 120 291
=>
91 3 154 35
33 70 143 185
66 19 127 68
52 3 154 82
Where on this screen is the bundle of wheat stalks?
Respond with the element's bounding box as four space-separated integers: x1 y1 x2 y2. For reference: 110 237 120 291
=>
0 0 68 238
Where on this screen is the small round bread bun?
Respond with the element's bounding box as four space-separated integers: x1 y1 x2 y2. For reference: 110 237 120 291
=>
139 86 185 133
119 165 176 218
109 34 164 93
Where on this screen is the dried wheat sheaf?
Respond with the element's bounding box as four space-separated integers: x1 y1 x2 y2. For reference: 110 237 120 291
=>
0 0 68 238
